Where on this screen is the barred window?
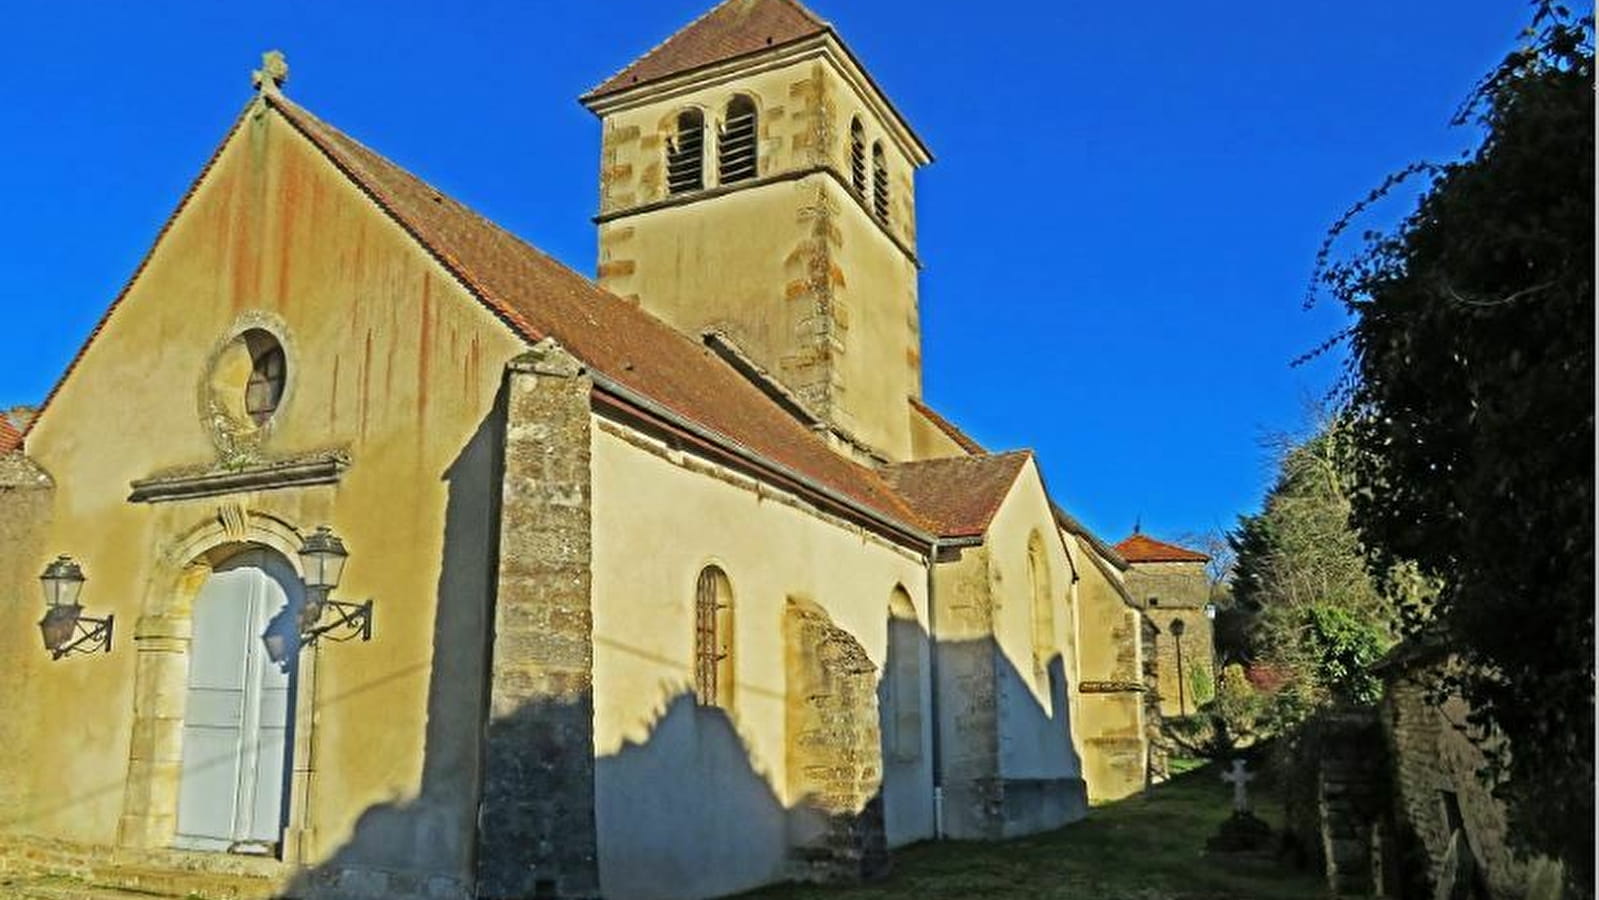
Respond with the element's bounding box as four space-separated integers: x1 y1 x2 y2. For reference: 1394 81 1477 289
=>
849 117 867 195
245 345 286 426
718 95 758 184
694 566 735 708
667 109 706 195
871 141 889 223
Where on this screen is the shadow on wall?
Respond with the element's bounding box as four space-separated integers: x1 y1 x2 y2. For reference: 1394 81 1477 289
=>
281 409 503 900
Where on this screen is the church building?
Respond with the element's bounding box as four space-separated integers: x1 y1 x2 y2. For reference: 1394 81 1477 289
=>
0 2 1180 898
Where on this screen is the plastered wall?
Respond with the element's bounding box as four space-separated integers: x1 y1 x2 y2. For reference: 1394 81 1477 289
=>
0 103 526 892
588 422 932 900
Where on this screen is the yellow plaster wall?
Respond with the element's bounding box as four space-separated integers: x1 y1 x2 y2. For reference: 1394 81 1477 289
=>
1068 541 1148 802
907 405 972 460
588 422 930 896
978 460 1082 780
0 102 525 882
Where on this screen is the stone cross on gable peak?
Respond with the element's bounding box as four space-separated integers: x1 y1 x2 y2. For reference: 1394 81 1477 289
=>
1221 758 1256 813
252 50 289 94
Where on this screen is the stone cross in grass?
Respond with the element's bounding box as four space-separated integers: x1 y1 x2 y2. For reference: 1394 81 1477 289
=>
1221 758 1255 813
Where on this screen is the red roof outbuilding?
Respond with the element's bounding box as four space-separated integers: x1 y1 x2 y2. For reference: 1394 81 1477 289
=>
1113 533 1209 564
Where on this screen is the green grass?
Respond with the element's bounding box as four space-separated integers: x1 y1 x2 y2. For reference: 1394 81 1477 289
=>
739 764 1331 900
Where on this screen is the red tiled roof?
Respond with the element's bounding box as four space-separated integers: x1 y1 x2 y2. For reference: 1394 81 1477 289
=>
882 451 1031 539
266 94 931 540
1114 533 1210 563
0 416 20 454
908 397 985 455
583 0 830 101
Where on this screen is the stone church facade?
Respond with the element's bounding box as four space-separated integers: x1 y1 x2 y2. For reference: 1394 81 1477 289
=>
0 2 1177 898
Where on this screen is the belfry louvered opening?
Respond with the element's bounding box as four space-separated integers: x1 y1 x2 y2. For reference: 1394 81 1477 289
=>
849 117 867 194
718 95 758 184
667 109 706 194
871 141 890 223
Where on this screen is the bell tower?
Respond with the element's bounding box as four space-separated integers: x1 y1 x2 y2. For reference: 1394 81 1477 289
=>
581 0 932 461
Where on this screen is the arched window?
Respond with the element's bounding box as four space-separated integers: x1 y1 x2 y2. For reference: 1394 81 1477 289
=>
243 336 286 426
718 95 758 184
848 117 867 195
694 566 735 708
886 587 923 762
871 141 890 223
1028 531 1054 667
667 109 705 195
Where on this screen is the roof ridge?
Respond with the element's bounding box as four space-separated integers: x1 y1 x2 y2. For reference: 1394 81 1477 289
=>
582 0 833 101
261 92 933 539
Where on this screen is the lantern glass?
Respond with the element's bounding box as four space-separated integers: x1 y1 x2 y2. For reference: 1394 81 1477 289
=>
1170 618 1186 638
39 604 82 653
298 526 348 592
40 555 85 609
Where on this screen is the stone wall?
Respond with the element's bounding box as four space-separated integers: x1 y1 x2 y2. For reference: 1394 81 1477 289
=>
0 452 54 823
476 345 599 900
782 597 888 884
1381 664 1565 900
1124 560 1214 718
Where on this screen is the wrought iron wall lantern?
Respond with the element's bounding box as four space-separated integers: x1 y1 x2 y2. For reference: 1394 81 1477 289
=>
38 555 114 659
296 526 372 644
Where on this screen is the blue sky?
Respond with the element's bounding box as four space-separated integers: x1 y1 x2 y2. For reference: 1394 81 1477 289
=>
0 0 1533 542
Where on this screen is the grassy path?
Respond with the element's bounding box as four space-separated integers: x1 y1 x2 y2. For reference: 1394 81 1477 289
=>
741 764 1330 900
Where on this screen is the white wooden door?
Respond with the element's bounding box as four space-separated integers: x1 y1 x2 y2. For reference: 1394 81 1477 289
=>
175 549 301 852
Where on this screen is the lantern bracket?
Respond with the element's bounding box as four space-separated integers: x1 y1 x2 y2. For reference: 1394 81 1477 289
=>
302 597 372 645
39 606 114 660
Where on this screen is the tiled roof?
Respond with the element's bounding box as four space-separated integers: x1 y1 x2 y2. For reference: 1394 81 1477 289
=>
0 416 20 454
267 94 931 539
908 397 985 455
1114 533 1210 563
882 451 1031 539
583 0 830 101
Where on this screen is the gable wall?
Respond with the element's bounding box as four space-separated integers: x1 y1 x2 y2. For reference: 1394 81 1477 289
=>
2 103 525 890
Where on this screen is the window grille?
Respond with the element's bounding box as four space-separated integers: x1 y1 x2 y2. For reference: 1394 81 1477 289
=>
695 566 735 708
849 117 867 195
871 141 890 224
667 109 705 195
718 95 758 185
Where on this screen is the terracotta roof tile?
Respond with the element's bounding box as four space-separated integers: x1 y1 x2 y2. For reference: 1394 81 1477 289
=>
908 397 985 455
1114 533 1210 563
0 416 20 454
882 451 1031 539
266 94 931 539
583 0 830 101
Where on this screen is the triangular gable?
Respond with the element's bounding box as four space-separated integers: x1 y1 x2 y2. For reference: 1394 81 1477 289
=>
19 104 254 446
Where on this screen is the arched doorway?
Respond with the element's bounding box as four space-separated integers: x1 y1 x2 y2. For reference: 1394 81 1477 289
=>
174 547 303 853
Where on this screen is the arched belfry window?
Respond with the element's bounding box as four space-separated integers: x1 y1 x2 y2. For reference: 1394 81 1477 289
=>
694 566 735 708
667 109 706 195
871 141 890 223
718 95 758 184
849 117 867 195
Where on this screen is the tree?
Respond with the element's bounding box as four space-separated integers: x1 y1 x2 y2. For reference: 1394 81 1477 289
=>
1312 5 1593 888
1229 424 1399 713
